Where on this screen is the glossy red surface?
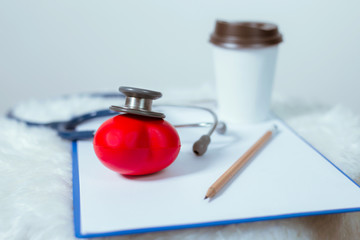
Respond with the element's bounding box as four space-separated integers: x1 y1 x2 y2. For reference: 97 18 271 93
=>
93 114 181 175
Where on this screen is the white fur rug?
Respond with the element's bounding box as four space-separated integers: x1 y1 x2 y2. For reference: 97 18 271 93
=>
1 95 360 240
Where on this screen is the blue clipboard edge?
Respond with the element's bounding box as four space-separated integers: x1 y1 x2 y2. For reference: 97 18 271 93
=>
72 117 360 238
72 141 82 238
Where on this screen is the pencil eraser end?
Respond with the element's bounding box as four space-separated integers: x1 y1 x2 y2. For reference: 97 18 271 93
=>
271 124 278 134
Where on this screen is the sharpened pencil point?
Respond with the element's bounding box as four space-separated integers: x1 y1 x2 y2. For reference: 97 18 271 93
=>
204 196 208 200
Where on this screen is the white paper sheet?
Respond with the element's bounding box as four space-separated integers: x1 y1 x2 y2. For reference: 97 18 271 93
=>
73 107 360 237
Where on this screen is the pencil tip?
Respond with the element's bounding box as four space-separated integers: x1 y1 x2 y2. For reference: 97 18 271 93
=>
204 196 208 200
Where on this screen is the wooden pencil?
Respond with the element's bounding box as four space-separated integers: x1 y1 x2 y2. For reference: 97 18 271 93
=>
204 125 278 200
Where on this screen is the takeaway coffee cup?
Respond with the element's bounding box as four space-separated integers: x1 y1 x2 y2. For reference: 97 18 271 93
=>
210 20 283 124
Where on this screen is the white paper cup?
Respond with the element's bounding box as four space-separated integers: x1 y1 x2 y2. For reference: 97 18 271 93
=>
210 21 283 124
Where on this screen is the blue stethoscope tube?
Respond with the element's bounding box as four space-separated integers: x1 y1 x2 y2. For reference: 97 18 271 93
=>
7 108 119 140
6 94 225 138
6 93 226 155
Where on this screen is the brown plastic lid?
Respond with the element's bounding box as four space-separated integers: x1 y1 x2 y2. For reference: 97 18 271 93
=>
210 20 283 49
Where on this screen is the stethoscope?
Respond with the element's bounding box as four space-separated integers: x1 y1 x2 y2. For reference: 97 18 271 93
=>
6 86 227 156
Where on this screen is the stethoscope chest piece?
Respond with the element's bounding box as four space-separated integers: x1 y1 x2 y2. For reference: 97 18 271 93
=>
93 86 181 176
109 86 165 118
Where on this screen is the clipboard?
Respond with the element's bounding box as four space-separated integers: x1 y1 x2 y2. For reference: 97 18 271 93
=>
72 108 360 238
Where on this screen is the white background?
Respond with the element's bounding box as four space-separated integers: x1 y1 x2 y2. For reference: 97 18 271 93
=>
1 0 360 115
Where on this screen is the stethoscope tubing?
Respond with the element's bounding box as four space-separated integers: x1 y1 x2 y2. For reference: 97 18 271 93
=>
6 97 224 141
